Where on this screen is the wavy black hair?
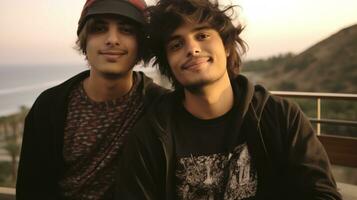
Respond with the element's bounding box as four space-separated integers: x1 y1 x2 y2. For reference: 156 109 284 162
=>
147 0 247 89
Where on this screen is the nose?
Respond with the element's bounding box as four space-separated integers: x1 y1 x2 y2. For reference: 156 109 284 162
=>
105 26 120 46
186 38 201 57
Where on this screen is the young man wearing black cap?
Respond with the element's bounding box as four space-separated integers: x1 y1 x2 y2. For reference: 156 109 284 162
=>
117 0 341 199
16 0 166 199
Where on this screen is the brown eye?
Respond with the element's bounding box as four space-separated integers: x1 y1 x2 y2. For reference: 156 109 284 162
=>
90 24 107 33
167 40 183 52
120 25 135 35
196 33 209 40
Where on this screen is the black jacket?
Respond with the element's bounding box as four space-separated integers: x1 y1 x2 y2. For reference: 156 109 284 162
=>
117 75 341 200
16 70 167 200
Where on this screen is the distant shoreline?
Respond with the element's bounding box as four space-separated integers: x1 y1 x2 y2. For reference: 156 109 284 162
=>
0 67 162 117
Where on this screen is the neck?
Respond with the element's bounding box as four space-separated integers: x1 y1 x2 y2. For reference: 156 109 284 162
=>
83 70 134 102
183 73 234 119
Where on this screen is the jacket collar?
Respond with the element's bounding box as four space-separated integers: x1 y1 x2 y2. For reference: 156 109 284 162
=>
50 69 165 178
150 74 270 138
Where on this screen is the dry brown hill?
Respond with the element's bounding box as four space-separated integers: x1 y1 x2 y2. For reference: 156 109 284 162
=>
251 24 357 93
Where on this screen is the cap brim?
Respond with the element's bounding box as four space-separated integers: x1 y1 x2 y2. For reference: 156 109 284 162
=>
86 0 145 24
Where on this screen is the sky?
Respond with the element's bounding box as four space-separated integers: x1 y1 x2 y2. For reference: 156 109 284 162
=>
0 0 356 66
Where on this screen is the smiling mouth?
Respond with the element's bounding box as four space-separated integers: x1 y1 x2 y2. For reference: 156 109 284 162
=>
182 57 212 70
99 50 127 61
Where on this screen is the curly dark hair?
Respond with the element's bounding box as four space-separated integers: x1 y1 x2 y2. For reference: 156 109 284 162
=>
75 14 150 64
147 0 247 90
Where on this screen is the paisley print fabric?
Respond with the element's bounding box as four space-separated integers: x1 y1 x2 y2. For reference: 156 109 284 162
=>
59 75 143 200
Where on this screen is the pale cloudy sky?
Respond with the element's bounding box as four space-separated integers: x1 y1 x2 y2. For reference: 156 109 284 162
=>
0 0 356 66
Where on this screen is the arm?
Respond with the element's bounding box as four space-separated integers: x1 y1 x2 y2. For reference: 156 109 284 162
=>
16 98 60 200
16 106 40 199
285 101 342 200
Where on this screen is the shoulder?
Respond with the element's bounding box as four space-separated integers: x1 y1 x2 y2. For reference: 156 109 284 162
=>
30 70 89 114
266 94 305 124
130 91 176 141
252 85 311 136
136 71 171 106
253 85 302 120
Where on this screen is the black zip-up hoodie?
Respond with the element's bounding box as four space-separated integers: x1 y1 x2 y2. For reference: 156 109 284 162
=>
117 75 341 200
16 70 167 200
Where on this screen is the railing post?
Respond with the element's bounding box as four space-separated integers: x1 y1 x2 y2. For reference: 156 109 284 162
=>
317 98 321 135
270 91 357 135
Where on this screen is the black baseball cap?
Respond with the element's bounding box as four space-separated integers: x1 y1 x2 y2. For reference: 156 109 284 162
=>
77 0 147 35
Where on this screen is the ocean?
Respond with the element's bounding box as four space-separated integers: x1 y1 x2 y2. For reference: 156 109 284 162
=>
0 65 86 116
0 64 167 117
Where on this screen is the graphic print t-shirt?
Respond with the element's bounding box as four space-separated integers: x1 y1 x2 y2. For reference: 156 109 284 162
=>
173 94 257 200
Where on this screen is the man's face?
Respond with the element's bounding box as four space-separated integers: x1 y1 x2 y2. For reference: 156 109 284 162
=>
86 16 139 77
165 21 229 89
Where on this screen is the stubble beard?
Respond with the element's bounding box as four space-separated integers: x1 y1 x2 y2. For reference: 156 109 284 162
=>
182 71 226 95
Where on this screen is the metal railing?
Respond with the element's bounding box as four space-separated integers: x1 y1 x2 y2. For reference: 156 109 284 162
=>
0 187 15 200
271 91 357 168
271 91 357 135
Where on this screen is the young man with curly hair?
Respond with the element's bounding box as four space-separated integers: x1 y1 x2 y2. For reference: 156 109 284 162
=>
117 0 341 199
16 0 166 199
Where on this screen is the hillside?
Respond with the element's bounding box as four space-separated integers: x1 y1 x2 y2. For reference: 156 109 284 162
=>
243 24 357 93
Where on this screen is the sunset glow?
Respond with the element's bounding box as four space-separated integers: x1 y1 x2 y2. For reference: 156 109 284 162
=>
0 0 356 65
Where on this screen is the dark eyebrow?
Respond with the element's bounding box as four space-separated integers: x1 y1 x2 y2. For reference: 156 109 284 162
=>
192 25 211 32
166 25 211 44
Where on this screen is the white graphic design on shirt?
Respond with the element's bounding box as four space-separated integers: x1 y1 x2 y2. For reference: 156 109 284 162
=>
176 144 257 200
